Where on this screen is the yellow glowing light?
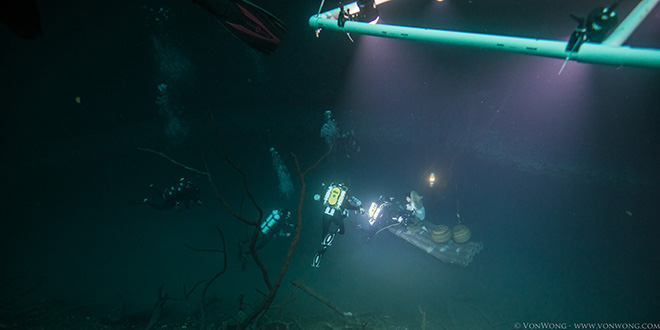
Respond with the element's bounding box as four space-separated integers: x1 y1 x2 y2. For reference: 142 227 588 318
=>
429 172 436 187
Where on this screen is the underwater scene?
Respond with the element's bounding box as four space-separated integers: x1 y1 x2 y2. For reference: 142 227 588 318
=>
1 0 660 329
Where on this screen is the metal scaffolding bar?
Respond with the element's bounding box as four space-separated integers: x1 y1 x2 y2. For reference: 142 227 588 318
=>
309 1 660 69
603 0 660 46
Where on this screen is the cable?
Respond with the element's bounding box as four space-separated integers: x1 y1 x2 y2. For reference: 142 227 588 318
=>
374 222 401 237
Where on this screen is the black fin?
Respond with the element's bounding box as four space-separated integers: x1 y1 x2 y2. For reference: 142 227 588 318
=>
194 0 287 55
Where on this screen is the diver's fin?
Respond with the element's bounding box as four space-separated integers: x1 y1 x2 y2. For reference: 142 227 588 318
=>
322 233 336 247
193 0 286 55
312 249 325 268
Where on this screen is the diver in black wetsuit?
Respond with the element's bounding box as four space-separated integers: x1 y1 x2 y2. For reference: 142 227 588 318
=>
238 209 295 270
360 195 415 241
311 182 364 268
143 178 202 211
359 190 426 241
566 0 620 52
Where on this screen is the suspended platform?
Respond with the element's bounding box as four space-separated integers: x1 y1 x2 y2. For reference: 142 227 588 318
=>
388 225 483 267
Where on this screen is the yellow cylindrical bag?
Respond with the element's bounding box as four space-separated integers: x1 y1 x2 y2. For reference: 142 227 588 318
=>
452 224 471 243
431 225 451 243
407 223 423 234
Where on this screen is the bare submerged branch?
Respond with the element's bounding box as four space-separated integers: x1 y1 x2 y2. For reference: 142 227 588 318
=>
137 147 209 176
208 111 263 223
238 149 330 329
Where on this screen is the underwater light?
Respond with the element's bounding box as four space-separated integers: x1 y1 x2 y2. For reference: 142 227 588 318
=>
428 172 436 188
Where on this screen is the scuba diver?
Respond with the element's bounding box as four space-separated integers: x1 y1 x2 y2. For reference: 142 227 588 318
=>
361 195 413 241
312 182 364 268
238 209 295 270
566 0 620 52
143 178 203 211
338 0 380 27
190 0 287 55
361 190 426 241
405 190 426 222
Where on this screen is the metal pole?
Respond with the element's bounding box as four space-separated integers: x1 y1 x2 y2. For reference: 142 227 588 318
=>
603 0 660 46
309 16 660 69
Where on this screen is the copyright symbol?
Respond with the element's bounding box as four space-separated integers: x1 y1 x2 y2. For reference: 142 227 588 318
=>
514 323 521 329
